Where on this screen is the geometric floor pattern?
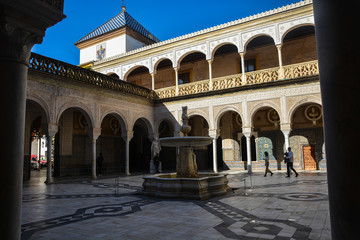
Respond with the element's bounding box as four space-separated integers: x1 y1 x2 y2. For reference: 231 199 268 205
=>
22 170 331 239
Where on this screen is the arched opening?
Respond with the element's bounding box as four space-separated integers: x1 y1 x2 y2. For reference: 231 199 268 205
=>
130 119 151 172
188 115 212 170
218 110 242 170
290 103 324 170
126 66 151 89
154 58 175 89
252 106 283 170
212 44 239 78
245 35 278 71
107 72 120 79
24 100 48 181
178 52 207 85
282 25 317 65
55 108 93 177
158 120 176 171
98 114 126 175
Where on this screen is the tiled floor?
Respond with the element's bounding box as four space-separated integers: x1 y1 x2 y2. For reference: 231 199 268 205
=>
22 170 331 239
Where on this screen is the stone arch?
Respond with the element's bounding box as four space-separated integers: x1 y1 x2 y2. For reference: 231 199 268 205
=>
106 72 120 79
243 33 276 51
123 65 150 80
153 57 174 72
211 42 239 60
188 110 209 124
280 23 315 44
26 93 50 124
288 97 322 122
250 101 282 127
56 101 94 128
99 109 128 133
215 106 243 129
176 50 207 68
130 116 154 140
155 115 177 137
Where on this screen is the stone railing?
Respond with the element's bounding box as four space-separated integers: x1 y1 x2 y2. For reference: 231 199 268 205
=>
29 53 155 99
283 60 319 79
155 60 319 99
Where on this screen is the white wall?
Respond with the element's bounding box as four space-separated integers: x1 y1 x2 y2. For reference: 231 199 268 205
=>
126 35 146 52
79 35 127 65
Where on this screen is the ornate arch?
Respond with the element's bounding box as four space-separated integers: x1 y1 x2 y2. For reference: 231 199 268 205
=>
215 106 243 129
175 46 207 68
210 41 239 60
279 16 315 43
153 57 174 73
288 96 322 122
249 101 282 127
122 65 150 80
99 109 129 132
56 101 94 128
130 116 154 140
26 93 51 123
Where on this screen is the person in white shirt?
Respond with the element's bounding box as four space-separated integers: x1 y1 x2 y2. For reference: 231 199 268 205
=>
263 151 273 177
285 147 298 177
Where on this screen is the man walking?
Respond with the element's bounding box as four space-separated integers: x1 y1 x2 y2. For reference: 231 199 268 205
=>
285 147 298 178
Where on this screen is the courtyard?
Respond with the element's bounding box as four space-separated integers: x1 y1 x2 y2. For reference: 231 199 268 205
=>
22 170 330 240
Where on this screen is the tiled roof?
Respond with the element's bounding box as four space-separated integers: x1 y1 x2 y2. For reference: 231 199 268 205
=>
75 9 160 45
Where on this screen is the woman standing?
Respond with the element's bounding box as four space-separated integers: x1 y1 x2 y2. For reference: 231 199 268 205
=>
264 151 273 177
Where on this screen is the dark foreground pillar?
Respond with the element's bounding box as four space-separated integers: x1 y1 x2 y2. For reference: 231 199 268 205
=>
0 1 64 239
313 0 360 239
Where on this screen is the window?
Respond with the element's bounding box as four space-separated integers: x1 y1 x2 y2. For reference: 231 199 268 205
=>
240 58 256 73
178 72 190 85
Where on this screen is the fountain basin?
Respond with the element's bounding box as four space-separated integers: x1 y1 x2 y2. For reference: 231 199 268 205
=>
143 173 231 200
159 136 213 147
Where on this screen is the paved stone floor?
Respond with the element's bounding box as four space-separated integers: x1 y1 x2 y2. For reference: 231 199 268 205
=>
22 170 331 240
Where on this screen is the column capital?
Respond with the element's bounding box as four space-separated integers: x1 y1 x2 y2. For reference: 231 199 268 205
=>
122 130 134 141
90 127 102 140
0 0 65 65
47 123 58 136
208 129 220 138
276 44 283 49
207 59 213 64
239 51 246 57
280 123 292 132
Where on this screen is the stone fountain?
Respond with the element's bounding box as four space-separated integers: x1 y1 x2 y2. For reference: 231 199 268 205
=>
143 106 230 200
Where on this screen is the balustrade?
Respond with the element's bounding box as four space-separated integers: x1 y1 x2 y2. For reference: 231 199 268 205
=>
156 60 319 99
29 53 155 99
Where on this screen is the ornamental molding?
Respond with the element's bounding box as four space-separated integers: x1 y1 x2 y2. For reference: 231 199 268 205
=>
278 14 315 42
175 43 207 67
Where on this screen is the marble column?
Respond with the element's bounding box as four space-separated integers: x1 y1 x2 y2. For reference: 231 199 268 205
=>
151 72 155 90
244 132 252 174
174 67 179 96
313 1 360 239
0 1 64 239
240 52 246 85
209 129 219 173
281 129 290 151
123 131 133 176
90 128 101 179
46 134 55 184
276 44 284 79
208 60 213 90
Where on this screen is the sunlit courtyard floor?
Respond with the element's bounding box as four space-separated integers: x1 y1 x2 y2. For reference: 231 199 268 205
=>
22 169 330 240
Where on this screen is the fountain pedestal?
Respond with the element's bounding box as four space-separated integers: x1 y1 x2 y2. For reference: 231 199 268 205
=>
142 106 230 200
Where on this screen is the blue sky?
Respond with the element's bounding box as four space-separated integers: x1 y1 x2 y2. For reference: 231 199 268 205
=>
32 0 299 65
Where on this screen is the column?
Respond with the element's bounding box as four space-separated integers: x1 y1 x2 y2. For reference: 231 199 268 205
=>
240 52 246 85
208 60 213 90
174 67 179 96
46 133 55 184
151 73 155 90
209 129 219 173
281 130 290 151
244 132 252 174
313 1 360 239
0 2 64 239
124 131 133 176
276 44 284 79
91 139 97 179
